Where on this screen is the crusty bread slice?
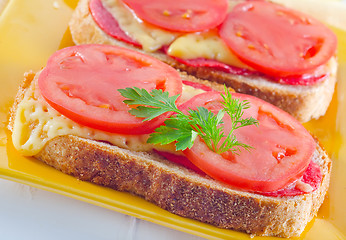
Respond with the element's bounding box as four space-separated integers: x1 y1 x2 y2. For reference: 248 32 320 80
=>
8 71 332 238
68 0 338 123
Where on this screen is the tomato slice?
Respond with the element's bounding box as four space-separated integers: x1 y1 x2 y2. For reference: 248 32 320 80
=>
156 150 321 197
180 92 316 192
121 0 228 32
219 1 337 77
38 44 182 134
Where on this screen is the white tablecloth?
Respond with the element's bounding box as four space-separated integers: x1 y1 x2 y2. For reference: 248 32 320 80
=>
0 179 203 240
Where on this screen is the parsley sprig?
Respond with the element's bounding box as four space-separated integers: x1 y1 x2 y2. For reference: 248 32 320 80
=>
118 86 258 154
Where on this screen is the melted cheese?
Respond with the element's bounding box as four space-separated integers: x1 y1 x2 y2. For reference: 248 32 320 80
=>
103 0 178 52
179 84 205 103
104 0 250 68
167 31 251 69
12 74 204 156
295 179 314 193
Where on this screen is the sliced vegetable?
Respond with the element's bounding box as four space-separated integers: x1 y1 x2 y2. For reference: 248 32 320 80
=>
219 1 337 78
157 150 321 197
38 44 182 134
181 91 316 192
121 0 228 32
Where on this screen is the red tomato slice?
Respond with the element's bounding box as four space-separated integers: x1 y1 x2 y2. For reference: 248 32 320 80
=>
181 91 316 192
156 150 321 197
38 44 182 134
121 0 228 32
219 1 337 77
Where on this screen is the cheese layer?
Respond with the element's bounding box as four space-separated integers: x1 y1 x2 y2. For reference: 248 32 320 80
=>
167 31 251 69
12 73 203 156
104 0 249 69
103 0 178 52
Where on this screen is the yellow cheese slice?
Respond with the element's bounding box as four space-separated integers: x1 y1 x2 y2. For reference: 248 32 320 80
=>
167 31 251 70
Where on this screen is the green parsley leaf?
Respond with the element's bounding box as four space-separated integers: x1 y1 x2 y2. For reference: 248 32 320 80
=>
118 87 180 121
147 116 198 151
118 86 258 154
220 86 259 131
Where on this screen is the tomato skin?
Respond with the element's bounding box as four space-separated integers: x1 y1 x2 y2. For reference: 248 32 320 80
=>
38 44 182 134
121 0 228 32
219 1 337 77
180 91 316 192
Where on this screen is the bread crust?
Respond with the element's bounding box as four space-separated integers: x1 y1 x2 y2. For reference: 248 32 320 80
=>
35 135 331 238
9 70 332 238
68 0 338 123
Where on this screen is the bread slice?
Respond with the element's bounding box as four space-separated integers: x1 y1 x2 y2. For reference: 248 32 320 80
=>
68 0 338 123
8 71 332 238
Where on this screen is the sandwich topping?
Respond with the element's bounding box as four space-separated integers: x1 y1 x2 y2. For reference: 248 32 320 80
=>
218 1 337 78
12 44 321 196
89 0 337 85
119 86 259 154
121 0 228 32
120 87 317 193
38 44 182 134
90 0 178 51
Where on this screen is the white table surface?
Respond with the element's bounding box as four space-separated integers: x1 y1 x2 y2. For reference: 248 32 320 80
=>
0 178 204 240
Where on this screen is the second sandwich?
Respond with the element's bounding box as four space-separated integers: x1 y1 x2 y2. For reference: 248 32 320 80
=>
69 0 338 122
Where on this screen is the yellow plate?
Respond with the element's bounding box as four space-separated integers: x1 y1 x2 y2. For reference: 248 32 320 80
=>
0 0 345 239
